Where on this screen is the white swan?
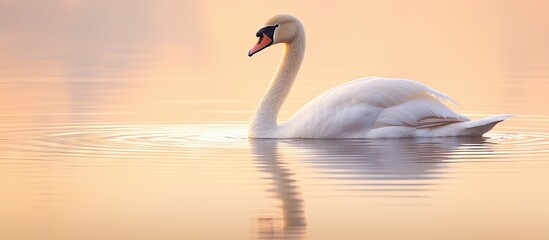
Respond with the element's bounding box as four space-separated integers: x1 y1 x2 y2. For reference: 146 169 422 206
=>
247 14 510 138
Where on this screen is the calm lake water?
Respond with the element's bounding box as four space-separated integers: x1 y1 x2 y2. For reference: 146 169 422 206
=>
1 1 549 240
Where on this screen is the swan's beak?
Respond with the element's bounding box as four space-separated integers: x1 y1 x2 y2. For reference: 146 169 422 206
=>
248 33 273 57
248 24 278 57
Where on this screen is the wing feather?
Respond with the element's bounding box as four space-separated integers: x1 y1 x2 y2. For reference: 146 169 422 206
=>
280 77 467 138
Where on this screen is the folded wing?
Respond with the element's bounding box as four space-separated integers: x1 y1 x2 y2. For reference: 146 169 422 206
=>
280 77 469 138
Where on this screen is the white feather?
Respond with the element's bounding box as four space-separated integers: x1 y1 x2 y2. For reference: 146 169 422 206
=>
276 77 503 138
248 14 511 138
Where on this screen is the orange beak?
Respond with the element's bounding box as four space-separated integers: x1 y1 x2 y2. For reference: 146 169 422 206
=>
248 33 273 57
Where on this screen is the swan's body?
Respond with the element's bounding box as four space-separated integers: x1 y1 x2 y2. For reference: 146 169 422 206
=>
248 14 510 139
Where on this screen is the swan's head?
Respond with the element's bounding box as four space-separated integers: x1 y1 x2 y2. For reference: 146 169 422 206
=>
248 14 302 57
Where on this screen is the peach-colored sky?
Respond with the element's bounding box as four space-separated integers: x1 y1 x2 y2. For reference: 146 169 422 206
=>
0 0 548 123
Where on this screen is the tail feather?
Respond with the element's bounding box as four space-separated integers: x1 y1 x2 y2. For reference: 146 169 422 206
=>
460 114 513 136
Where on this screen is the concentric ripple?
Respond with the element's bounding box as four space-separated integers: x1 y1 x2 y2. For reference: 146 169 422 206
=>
0 123 249 161
0 120 548 162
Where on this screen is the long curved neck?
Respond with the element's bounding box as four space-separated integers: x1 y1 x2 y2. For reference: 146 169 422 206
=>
249 29 305 137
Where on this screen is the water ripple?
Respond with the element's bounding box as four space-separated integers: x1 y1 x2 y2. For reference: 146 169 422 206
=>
0 123 547 163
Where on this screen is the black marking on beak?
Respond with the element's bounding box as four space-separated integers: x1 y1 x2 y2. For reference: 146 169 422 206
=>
256 24 279 39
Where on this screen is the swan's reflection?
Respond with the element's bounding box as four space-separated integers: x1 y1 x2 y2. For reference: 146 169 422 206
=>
283 137 491 197
249 137 492 239
250 139 307 240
